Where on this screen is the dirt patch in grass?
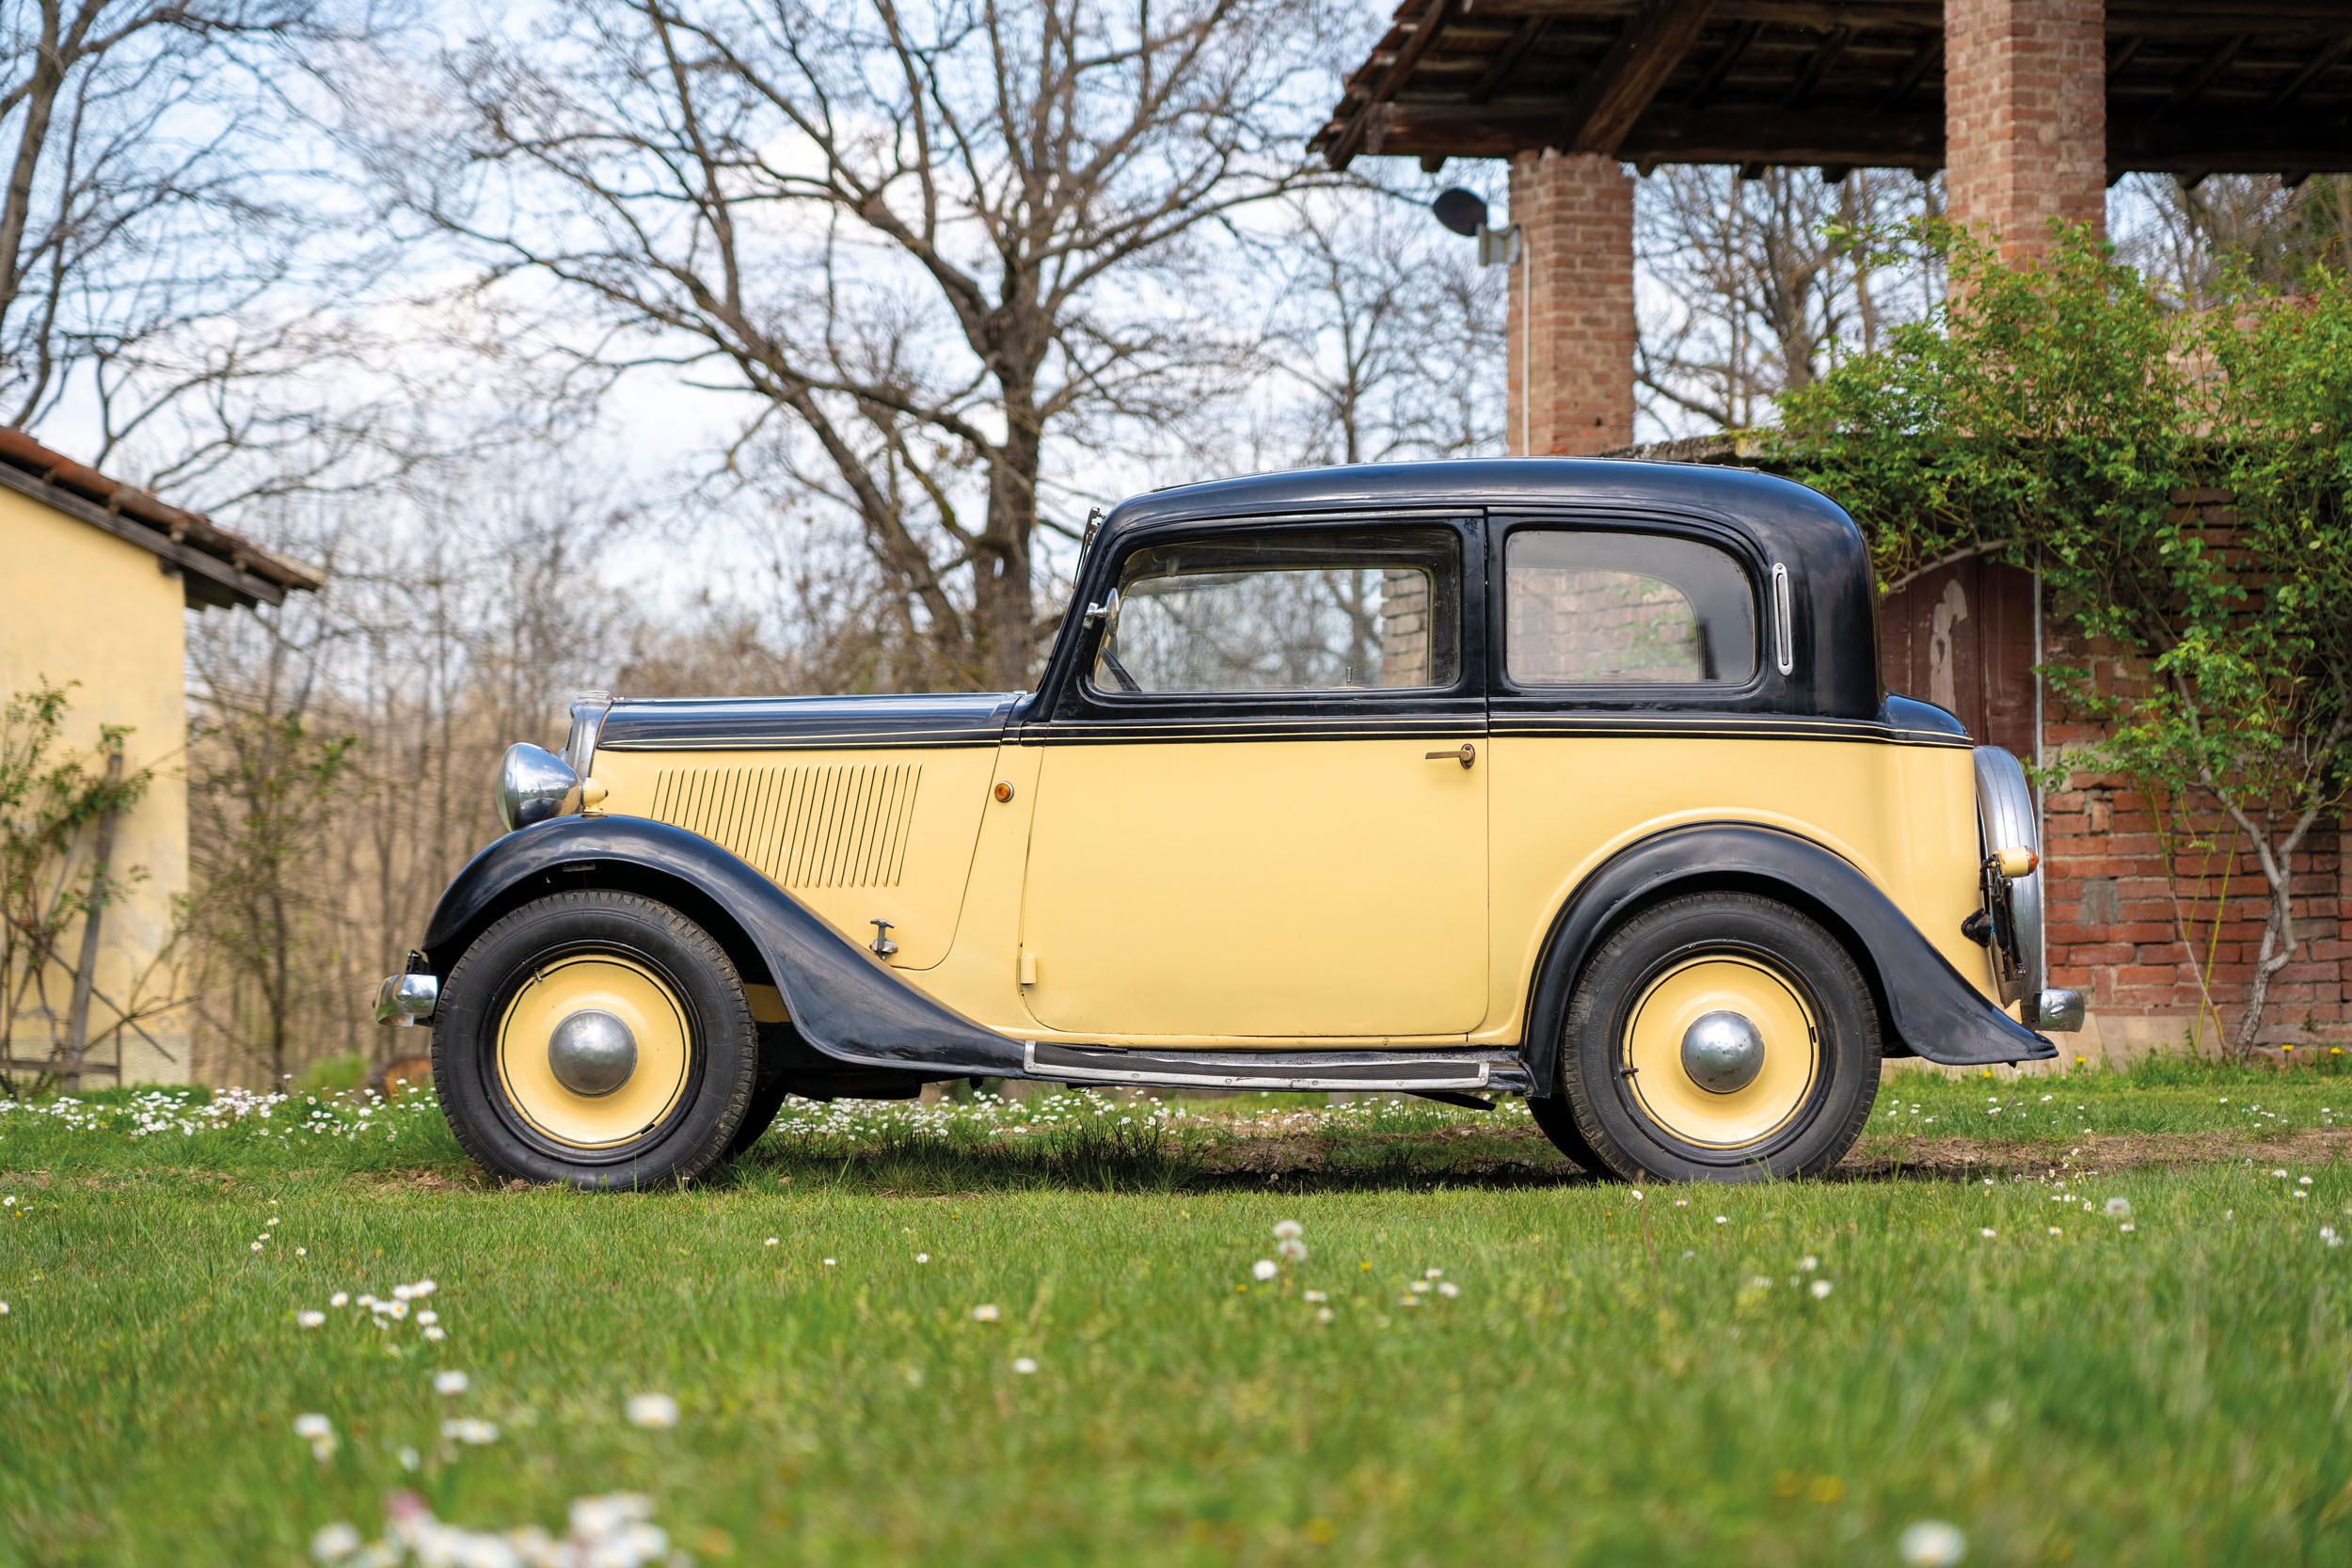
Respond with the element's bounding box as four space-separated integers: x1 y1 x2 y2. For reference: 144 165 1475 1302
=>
354 1164 493 1194
1840 1127 2352 1180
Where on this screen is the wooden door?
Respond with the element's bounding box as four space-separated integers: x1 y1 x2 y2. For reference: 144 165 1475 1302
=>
1878 559 2037 759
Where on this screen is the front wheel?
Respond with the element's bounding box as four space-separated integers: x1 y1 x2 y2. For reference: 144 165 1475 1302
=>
1542 892 1880 1183
432 890 757 1189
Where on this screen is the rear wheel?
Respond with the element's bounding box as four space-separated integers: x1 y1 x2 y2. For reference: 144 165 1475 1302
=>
1539 892 1880 1183
432 890 756 1189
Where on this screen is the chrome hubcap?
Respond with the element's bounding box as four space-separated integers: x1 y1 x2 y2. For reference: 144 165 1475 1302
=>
1680 1009 1765 1095
547 1008 637 1097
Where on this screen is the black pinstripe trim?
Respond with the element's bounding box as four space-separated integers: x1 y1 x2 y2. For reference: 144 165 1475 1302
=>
1016 717 1486 745
1488 716 1973 748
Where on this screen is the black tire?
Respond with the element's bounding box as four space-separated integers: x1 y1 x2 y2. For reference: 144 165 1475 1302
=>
725 1073 794 1160
432 890 757 1189
1525 1096 1605 1175
1549 891 1880 1184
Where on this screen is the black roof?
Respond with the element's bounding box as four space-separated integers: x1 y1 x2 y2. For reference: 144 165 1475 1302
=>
1083 458 1884 722
1100 456 1858 571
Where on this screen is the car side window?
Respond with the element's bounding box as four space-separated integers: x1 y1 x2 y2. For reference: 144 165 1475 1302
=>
1506 530 1756 686
1092 526 1462 694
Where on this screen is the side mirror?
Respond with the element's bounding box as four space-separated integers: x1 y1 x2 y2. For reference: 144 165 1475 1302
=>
1081 585 1121 630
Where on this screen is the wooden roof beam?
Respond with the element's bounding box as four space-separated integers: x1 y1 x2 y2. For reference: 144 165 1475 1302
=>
2161 35 2247 118
1783 24 1853 109
1327 0 1463 168
2108 109 2352 176
1458 1 2352 37
1874 33 1941 114
1556 0 1719 154
1684 17 1759 110
2269 34 2352 111
1470 16 1549 103
1363 102 1945 166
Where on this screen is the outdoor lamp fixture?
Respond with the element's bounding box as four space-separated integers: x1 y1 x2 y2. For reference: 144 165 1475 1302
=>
1431 188 1519 266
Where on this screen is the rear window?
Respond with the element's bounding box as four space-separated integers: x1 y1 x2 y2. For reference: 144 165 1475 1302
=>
1505 531 1756 686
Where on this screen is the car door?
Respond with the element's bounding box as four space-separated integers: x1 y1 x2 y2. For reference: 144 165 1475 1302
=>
1016 516 1488 1040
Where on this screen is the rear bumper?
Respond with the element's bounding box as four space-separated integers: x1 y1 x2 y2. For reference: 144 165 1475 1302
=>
375 972 439 1026
2029 989 2087 1033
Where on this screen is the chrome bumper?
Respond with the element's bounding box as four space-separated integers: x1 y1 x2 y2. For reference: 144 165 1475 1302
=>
2029 989 2086 1033
375 971 439 1026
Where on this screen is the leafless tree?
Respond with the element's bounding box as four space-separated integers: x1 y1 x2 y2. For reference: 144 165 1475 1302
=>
0 1 421 502
2115 173 2352 309
181 450 640 1082
376 0 1349 691
1254 188 1505 467
1634 165 1941 436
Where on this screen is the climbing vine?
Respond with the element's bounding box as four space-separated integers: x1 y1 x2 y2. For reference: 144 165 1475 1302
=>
1 684 157 1091
1774 226 2352 1053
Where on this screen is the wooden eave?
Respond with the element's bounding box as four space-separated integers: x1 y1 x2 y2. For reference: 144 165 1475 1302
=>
1314 0 2352 180
0 426 321 611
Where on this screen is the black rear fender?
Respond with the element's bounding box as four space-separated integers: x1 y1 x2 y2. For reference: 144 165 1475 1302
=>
1520 824 2055 1093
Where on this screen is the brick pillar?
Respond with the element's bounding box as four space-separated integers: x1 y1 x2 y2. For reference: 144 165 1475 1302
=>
1506 150 1635 455
1944 0 2106 261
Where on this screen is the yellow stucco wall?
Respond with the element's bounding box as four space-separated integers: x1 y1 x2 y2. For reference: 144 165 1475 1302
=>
0 483 191 1085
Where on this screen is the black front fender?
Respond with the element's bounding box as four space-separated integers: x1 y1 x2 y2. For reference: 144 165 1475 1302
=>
1520 824 2056 1092
420 816 1025 1077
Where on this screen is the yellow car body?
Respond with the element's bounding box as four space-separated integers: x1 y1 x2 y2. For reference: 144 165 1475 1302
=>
386 460 2071 1188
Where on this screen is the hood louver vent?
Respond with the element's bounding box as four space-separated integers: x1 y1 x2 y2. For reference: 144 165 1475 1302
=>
647 764 923 888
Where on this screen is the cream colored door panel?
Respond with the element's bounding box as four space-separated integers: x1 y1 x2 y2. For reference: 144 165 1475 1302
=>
1018 738 1486 1037
591 747 996 969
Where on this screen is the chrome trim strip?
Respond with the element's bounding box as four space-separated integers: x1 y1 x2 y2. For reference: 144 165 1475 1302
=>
1023 1040 1491 1091
598 733 1001 752
564 690 614 776
1772 562 1794 675
374 972 439 1026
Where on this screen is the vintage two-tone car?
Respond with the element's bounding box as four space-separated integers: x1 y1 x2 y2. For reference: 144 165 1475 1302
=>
377 459 2081 1188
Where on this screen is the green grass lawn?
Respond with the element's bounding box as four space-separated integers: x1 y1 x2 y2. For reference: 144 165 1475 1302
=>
3 1060 2350 1566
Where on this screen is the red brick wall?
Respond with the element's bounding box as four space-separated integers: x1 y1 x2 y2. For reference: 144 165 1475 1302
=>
2033 489 2349 1047
1872 499 2350 1049
1506 150 1635 456
1944 0 2106 261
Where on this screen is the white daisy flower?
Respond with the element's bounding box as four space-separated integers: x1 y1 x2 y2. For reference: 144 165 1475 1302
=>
310 1522 360 1562
1899 1519 1966 1566
626 1392 679 1429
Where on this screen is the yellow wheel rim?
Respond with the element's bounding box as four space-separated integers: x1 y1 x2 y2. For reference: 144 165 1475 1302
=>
495 953 692 1149
1622 954 1820 1150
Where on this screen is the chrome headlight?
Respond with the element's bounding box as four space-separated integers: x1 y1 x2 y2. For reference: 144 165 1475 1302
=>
498 742 580 832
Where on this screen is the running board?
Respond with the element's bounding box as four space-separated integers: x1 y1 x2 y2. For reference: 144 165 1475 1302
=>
1023 1041 1528 1094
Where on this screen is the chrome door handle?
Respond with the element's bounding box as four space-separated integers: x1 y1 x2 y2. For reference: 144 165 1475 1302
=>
1425 743 1475 769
